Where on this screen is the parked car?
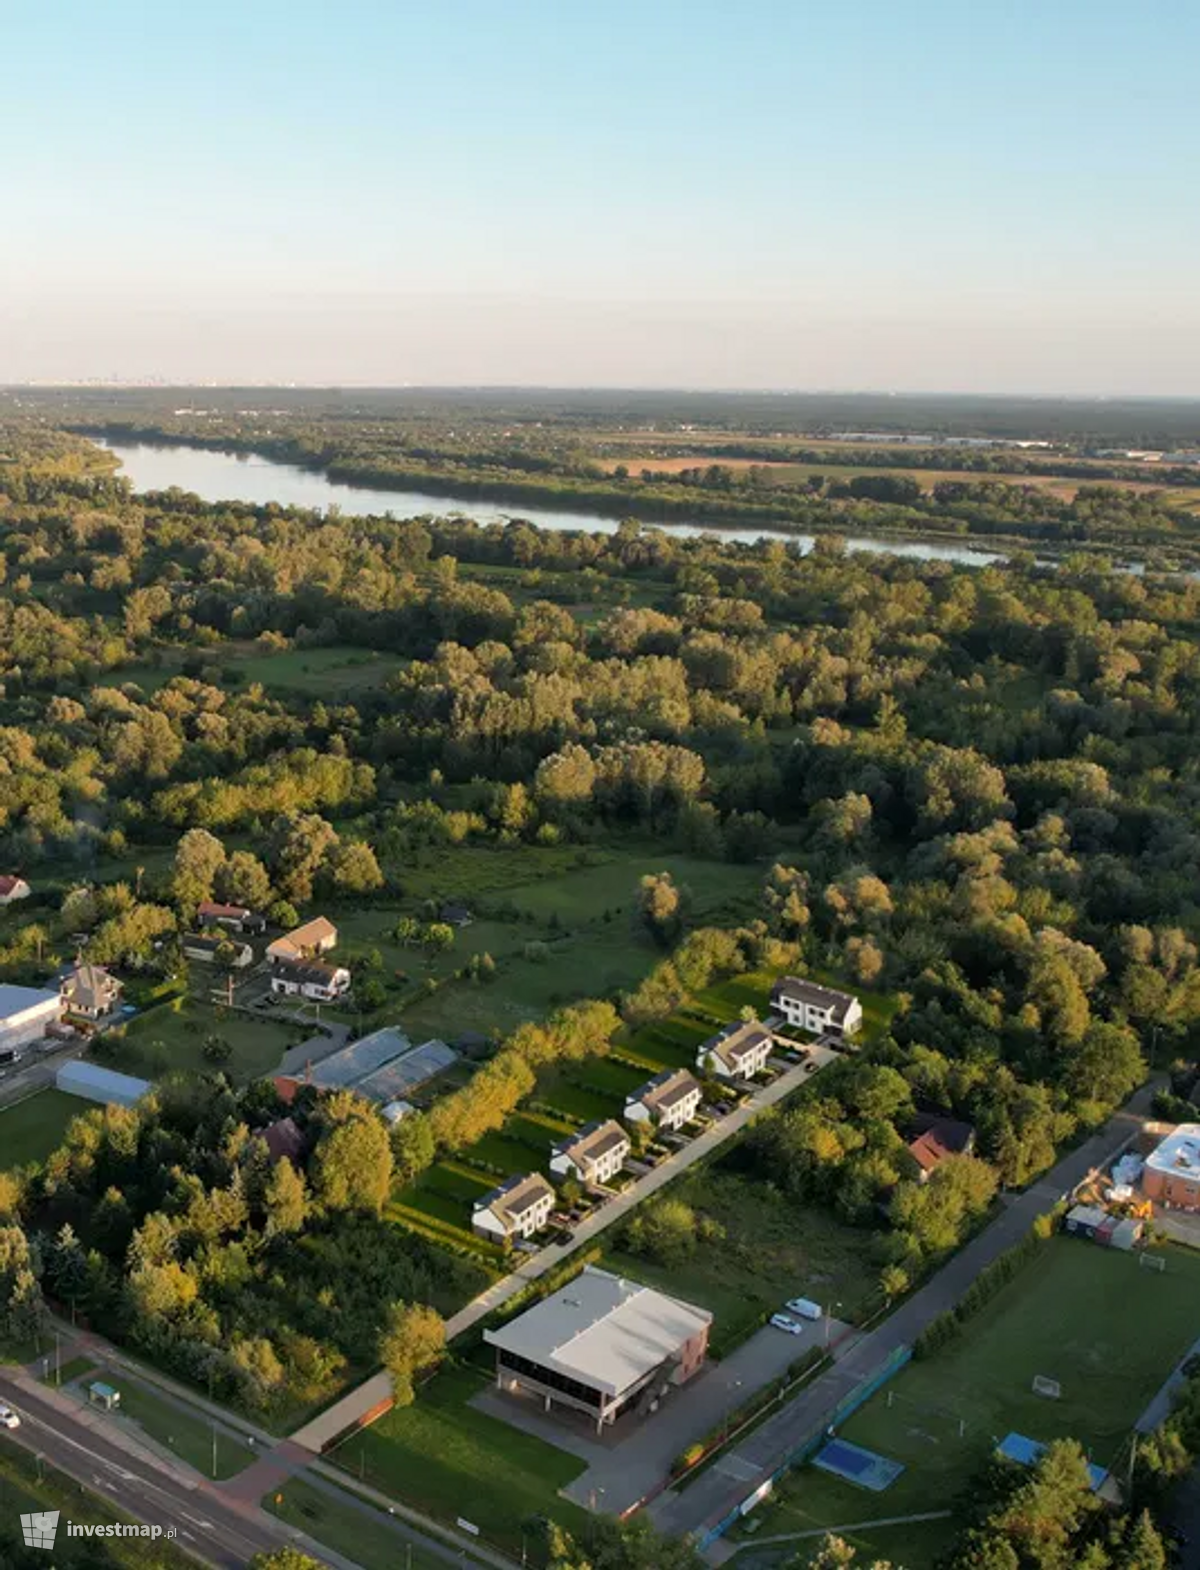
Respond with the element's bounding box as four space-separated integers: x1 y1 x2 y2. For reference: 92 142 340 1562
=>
769 1313 804 1336
556 1229 576 1247
802 1059 818 1074
786 1297 823 1321
0 1405 20 1429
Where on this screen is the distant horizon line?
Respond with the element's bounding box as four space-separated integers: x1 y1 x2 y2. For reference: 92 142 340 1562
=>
4 381 1200 404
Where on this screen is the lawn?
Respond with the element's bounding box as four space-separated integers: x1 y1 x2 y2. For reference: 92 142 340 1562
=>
740 1239 1200 1565
265 1476 475 1570
100 640 409 699
0 1089 86 1170
108 1378 255 1480
331 1364 591 1556
336 844 767 1043
603 1168 878 1355
117 991 305 1082
41 1354 96 1386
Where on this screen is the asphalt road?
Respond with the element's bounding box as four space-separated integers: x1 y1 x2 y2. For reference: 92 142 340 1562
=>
653 1077 1160 1545
0 1370 287 1569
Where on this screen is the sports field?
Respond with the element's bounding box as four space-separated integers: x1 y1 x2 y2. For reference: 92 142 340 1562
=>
743 1238 1200 1566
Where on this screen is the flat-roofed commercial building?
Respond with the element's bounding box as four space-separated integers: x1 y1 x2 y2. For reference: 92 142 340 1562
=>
1142 1124 1200 1210
485 1266 711 1433
0 984 62 1053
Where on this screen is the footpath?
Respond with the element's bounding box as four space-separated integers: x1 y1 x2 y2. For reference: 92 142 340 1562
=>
292 1042 839 1452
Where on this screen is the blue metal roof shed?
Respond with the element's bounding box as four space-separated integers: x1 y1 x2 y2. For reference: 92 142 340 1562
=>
56 1060 151 1108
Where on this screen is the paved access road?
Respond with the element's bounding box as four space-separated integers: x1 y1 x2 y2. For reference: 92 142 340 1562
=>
0 1368 287 1570
294 1042 840 1452
651 1078 1160 1545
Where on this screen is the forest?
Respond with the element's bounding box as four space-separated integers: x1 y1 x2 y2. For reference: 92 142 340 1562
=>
2 409 1200 1556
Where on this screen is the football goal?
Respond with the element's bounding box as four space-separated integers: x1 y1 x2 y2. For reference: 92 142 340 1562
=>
1032 1375 1061 1399
1138 1252 1167 1273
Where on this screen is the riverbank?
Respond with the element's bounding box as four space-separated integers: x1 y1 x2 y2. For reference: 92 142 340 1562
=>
79 429 1200 572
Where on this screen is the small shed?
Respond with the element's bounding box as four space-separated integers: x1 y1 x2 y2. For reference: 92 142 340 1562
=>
87 1381 121 1410
56 1060 151 1109
1110 1217 1144 1251
1064 1204 1107 1239
1095 1216 1118 1247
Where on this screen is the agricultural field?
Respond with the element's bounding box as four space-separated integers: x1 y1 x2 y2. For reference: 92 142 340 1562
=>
331 1364 591 1558
736 1239 1200 1567
0 1089 85 1170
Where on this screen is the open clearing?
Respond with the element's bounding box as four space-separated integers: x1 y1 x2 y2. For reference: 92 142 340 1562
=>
0 1089 86 1170
331 1364 590 1557
737 1239 1200 1566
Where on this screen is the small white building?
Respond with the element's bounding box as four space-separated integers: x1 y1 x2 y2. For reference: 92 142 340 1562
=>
550 1120 630 1186
696 1018 773 1081
270 957 351 1003
770 976 862 1037
472 1173 556 1242
61 964 123 1021
0 984 62 1053
624 1068 703 1132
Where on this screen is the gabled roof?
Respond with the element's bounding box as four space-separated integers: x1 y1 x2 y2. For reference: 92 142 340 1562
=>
62 964 121 1004
475 1172 554 1225
270 916 337 953
700 1018 772 1072
273 956 345 987
628 1067 701 1114
554 1119 629 1168
258 1116 305 1164
0 875 29 898
197 901 252 920
905 1114 975 1174
771 975 859 1025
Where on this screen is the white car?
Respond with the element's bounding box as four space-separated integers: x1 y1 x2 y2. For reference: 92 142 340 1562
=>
0 1404 20 1429
770 1313 804 1335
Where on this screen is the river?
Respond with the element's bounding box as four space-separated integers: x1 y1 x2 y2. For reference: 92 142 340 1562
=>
95 439 1012 568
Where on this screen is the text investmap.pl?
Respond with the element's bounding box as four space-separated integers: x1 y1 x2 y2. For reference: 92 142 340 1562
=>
20 1510 178 1551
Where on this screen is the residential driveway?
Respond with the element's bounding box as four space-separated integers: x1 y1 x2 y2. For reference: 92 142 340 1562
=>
470 1315 859 1516
652 1078 1162 1545
291 1043 840 1452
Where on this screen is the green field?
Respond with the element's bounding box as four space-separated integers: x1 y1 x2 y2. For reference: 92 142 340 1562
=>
0 1090 86 1170
331 1365 590 1556
334 845 766 1044
109 1378 255 1480
604 1168 877 1353
739 1240 1200 1566
101 640 409 698
117 991 304 1081
266 1476 474 1570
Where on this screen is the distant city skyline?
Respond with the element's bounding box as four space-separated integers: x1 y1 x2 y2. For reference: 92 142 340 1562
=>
2 1 1197 394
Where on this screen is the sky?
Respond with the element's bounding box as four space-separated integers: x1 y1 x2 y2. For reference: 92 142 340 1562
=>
1 0 1197 394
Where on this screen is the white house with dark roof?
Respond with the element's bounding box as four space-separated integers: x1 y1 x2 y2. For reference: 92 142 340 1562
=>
269 956 350 1003
472 1173 556 1242
550 1120 630 1186
624 1068 703 1132
696 1018 773 1081
770 976 861 1037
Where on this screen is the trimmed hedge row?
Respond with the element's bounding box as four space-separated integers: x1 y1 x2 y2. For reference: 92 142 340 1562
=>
913 1205 1063 1360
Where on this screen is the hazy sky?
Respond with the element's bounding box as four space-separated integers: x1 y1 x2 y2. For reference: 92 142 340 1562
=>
2 0 1197 393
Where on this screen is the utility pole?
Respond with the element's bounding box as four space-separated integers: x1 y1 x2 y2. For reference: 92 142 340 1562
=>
55 1329 61 1386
